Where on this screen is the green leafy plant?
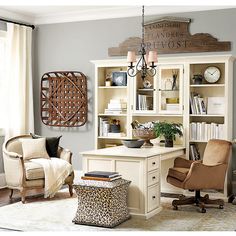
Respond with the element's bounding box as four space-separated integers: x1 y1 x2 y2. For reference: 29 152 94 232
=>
153 121 183 141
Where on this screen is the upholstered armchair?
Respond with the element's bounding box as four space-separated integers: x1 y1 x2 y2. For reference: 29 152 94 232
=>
167 139 232 213
2 135 74 203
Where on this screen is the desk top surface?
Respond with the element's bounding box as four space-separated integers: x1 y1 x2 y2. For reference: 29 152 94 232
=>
80 145 185 158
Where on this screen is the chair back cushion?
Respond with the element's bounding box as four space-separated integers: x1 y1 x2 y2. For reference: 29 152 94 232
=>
203 139 232 166
21 138 50 160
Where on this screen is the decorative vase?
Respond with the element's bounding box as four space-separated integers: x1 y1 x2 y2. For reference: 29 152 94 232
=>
165 138 173 147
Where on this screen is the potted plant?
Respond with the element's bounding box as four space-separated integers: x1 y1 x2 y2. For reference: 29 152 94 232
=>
153 121 183 147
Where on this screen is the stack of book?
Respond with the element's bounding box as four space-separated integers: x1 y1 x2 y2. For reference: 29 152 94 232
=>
105 99 127 114
190 122 224 141
99 117 109 136
190 92 207 115
189 144 201 160
81 171 122 182
137 94 153 110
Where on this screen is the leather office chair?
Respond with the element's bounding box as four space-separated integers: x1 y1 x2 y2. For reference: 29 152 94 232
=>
167 139 232 213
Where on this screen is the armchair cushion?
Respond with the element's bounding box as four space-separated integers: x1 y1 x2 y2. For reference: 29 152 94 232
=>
168 167 189 181
30 133 62 157
21 138 50 160
25 161 45 180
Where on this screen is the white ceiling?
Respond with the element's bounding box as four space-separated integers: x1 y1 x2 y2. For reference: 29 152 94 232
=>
0 5 235 25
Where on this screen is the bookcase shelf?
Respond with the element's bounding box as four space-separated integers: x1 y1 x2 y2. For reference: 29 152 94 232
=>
98 86 127 89
190 84 225 87
98 136 128 140
98 113 127 117
189 140 208 143
189 114 225 117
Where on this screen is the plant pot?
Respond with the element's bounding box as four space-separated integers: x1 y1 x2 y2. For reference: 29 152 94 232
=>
165 138 173 147
192 74 203 84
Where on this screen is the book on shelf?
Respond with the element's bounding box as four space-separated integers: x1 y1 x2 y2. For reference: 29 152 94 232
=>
190 92 207 115
81 175 122 182
105 99 127 114
84 171 120 178
190 122 224 141
137 94 153 110
189 144 201 160
104 109 127 114
99 117 109 136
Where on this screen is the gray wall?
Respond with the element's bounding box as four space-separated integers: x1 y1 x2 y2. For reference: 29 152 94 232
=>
34 8 236 170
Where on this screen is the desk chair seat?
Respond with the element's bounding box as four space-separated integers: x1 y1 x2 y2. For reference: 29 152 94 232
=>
167 139 232 213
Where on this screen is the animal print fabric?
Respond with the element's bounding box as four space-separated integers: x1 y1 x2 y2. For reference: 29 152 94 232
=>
73 179 131 228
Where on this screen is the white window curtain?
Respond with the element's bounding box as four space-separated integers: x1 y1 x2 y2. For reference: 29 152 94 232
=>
4 23 34 139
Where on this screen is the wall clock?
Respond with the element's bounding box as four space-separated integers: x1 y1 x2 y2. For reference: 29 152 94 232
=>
204 66 221 83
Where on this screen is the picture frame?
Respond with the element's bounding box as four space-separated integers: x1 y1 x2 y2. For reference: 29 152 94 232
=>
111 71 127 86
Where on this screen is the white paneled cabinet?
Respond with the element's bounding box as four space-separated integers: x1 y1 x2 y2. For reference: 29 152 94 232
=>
91 55 234 198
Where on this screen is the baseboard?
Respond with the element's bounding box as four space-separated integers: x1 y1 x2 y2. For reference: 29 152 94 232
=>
0 173 6 189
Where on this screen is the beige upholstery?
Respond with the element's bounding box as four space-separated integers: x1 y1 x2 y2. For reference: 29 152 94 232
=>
167 139 232 190
2 135 74 203
25 161 45 180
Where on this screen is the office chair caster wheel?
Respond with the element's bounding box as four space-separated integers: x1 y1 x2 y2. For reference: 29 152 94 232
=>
219 205 224 209
178 194 185 200
173 205 178 210
201 208 206 213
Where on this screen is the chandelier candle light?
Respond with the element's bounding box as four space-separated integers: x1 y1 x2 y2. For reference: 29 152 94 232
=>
127 6 158 81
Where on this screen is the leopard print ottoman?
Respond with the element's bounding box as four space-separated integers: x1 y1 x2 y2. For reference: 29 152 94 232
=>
72 179 131 228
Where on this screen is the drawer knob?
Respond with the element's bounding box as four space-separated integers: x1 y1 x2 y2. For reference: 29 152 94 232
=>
152 196 156 199
152 162 156 165
152 176 156 180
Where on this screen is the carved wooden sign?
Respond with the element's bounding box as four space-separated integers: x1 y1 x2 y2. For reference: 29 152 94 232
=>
108 17 231 56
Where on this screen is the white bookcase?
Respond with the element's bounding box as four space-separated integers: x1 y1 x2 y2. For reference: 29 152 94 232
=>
92 55 234 198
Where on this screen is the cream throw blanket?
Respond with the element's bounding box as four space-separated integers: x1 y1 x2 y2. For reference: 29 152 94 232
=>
31 158 73 198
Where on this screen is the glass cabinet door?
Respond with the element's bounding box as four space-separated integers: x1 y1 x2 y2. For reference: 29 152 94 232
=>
158 65 183 114
133 71 157 114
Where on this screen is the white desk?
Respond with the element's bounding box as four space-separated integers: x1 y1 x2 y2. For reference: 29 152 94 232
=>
81 145 185 219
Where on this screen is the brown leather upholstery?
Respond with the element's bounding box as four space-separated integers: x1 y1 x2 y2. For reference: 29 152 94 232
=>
167 139 232 191
168 167 189 181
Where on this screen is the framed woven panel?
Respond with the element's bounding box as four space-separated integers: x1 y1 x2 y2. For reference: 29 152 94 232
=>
41 71 88 127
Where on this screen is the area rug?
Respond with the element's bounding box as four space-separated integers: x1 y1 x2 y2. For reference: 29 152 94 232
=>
0 191 235 231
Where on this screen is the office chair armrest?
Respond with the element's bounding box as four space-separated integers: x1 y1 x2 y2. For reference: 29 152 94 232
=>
183 162 227 190
174 156 195 168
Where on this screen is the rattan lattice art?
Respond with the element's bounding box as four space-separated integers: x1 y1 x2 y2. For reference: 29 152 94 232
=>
41 71 88 127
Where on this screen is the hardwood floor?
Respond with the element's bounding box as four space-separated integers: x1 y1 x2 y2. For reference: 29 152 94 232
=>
0 188 45 207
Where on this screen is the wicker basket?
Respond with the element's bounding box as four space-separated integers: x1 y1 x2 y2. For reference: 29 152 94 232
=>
133 129 156 147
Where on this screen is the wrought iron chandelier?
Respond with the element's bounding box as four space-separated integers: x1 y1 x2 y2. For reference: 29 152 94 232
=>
127 6 157 80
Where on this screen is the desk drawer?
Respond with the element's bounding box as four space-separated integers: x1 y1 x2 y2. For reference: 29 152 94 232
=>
147 156 159 171
148 170 159 186
148 184 160 212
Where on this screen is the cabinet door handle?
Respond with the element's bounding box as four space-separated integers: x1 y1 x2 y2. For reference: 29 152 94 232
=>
152 162 156 165
152 196 156 199
152 176 156 180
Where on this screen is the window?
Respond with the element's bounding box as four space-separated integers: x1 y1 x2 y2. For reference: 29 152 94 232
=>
0 30 6 132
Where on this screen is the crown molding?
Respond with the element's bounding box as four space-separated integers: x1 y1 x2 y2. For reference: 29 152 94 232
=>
0 6 235 26
0 8 34 25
